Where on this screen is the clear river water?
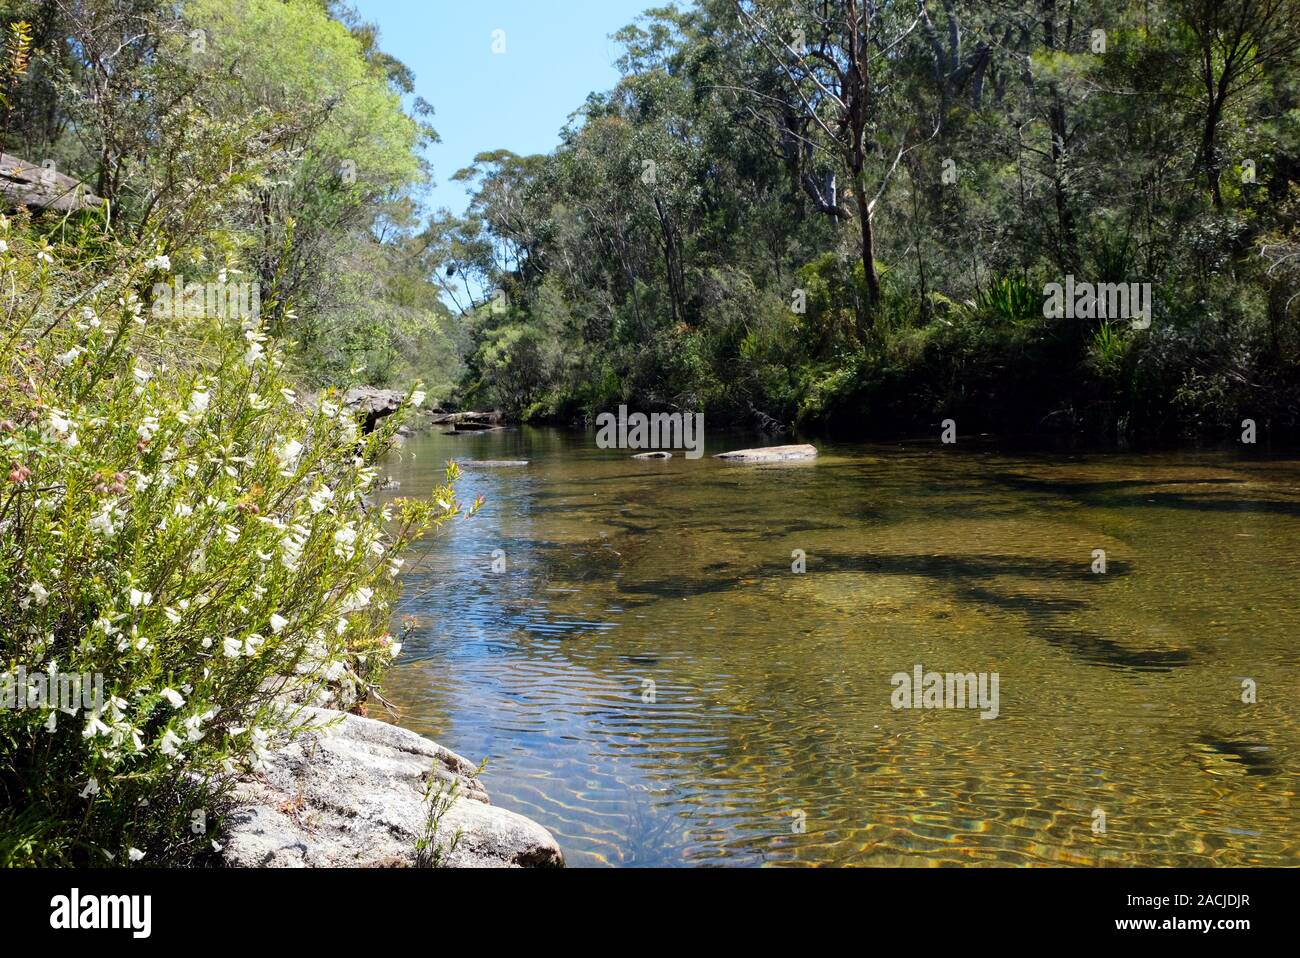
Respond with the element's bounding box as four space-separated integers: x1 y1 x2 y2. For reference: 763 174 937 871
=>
377 426 1298 867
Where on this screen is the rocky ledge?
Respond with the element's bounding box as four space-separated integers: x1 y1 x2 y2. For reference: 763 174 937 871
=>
342 386 407 434
220 706 564 868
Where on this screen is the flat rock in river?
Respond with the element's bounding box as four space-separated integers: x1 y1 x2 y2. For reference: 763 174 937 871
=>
714 443 818 463
220 705 563 868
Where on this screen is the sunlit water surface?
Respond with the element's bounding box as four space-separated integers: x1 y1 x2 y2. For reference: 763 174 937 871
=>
377 427 1298 867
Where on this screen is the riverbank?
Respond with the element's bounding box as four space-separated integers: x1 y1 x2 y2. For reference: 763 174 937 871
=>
221 705 564 868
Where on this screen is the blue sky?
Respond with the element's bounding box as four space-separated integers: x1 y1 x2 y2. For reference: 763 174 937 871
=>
354 0 663 219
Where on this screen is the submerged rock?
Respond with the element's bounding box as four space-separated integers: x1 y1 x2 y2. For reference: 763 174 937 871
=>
430 410 502 426
714 443 818 462
221 706 563 868
632 451 672 460
460 459 529 468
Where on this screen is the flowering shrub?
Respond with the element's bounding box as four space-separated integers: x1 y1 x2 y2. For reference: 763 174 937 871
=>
0 214 468 865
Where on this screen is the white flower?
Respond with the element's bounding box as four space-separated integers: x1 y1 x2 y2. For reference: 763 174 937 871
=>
308 484 333 513
333 524 357 556
89 509 116 536
341 586 373 613
189 389 210 414
27 582 49 606
79 777 100 798
132 364 151 384
160 687 185 708
275 438 303 466
55 346 82 366
137 415 159 441
144 253 171 272
83 715 111 738
159 729 183 756
0 239 8 254
128 588 152 608
47 410 72 435
248 392 269 410
409 390 426 407
128 848 145 862
223 635 262 657
183 712 208 742
269 613 289 634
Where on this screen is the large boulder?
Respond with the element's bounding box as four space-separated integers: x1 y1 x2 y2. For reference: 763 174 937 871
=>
1 153 106 213
714 443 818 462
342 387 406 434
220 706 564 868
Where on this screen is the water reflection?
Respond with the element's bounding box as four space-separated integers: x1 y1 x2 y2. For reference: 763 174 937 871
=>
379 427 1299 867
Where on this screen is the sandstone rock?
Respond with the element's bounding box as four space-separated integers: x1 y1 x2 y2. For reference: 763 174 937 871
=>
1 152 106 213
713 443 818 462
342 387 406 434
430 411 502 426
220 706 563 868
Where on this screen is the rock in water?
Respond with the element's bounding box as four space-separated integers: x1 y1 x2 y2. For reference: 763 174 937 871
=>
221 706 564 868
631 451 672 459
713 443 818 462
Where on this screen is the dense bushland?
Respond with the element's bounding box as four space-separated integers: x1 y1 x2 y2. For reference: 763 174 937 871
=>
436 0 1300 443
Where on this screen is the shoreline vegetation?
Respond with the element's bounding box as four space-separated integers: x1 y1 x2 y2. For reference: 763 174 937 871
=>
0 0 1296 869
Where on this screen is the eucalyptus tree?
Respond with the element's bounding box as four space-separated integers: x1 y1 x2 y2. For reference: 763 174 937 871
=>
732 0 941 334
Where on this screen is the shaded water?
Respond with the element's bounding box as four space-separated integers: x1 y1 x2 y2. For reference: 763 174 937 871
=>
378 427 1298 867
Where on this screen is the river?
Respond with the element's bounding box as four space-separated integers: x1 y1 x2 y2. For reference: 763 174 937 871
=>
377 426 1298 867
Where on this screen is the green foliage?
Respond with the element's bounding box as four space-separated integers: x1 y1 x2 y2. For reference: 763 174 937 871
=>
412 757 484 868
444 0 1300 442
974 276 1037 325
0 217 469 866
0 0 461 395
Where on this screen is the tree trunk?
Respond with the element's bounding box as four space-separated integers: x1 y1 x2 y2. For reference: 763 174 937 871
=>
1201 99 1225 209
